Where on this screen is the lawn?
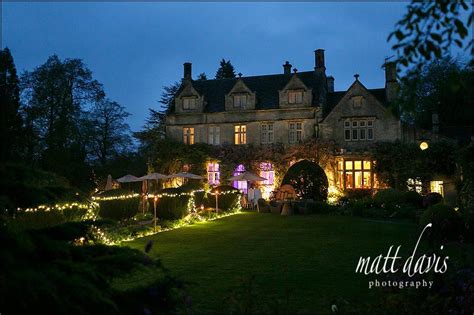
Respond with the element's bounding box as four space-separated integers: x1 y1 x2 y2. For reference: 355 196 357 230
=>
123 212 419 314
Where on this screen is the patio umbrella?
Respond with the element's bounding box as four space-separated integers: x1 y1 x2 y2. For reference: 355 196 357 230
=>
116 174 139 183
138 173 168 180
227 171 267 182
228 171 267 212
105 174 113 191
167 172 203 180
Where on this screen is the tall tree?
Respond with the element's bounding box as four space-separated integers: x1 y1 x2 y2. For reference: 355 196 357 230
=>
135 81 181 168
396 58 473 138
0 48 22 163
215 59 236 79
388 0 473 72
197 72 207 80
89 99 131 167
20 55 104 181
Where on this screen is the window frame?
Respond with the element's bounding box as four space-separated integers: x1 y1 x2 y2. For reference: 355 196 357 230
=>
233 94 248 108
288 90 303 104
208 126 220 145
343 118 375 142
234 124 247 145
261 123 274 144
183 127 195 145
182 97 196 110
288 121 303 144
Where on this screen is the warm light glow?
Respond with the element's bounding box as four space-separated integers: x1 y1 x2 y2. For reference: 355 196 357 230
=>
420 141 429 150
207 162 220 185
430 180 444 196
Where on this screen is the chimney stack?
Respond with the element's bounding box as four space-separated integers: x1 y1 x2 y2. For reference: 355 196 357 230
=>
384 61 399 103
326 76 335 93
183 62 192 80
315 49 325 70
283 61 292 75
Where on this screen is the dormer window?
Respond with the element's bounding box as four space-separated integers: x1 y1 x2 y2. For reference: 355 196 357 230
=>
288 90 303 104
183 97 196 110
233 94 247 108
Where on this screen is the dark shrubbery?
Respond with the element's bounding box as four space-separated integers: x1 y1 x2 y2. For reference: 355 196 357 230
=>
281 160 328 202
373 189 405 210
404 190 423 208
0 220 185 314
420 204 463 242
209 185 240 212
156 188 191 220
0 163 88 212
97 189 140 221
422 192 444 208
343 189 373 200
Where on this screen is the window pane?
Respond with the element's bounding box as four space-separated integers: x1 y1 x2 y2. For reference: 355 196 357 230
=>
345 129 351 140
363 161 371 170
345 161 353 170
344 121 350 127
354 161 362 170
368 128 373 140
360 129 366 140
345 172 353 189
363 172 371 188
354 171 362 188
352 129 358 140
352 121 358 127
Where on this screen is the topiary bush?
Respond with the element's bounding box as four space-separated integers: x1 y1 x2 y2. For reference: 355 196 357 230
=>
281 160 328 201
156 188 191 220
97 189 140 221
209 185 240 212
420 204 463 242
343 189 373 201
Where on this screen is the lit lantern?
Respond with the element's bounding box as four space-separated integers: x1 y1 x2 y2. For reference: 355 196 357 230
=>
419 141 429 151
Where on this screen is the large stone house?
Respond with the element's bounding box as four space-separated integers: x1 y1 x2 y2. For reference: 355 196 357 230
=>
165 50 450 200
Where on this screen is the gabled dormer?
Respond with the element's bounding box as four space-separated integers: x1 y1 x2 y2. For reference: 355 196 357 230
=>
224 77 256 111
174 63 204 113
278 71 313 108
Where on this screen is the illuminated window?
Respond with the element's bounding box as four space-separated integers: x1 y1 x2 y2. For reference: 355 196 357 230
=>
261 123 274 144
207 163 220 186
344 118 375 141
183 127 194 145
289 122 303 144
233 164 247 193
234 125 247 144
337 159 374 190
259 162 275 186
208 126 220 145
288 90 303 104
233 94 247 108
430 181 444 197
407 178 422 193
183 97 196 110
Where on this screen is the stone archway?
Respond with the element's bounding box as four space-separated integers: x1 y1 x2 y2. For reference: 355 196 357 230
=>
281 159 329 201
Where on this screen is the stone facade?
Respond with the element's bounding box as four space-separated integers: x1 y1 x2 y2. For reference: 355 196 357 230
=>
164 50 451 199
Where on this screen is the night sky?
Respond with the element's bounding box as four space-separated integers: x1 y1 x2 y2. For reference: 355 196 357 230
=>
2 2 468 131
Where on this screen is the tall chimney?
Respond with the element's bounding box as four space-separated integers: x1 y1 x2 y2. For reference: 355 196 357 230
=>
384 61 398 103
283 61 292 75
315 49 325 70
183 62 192 80
326 76 335 93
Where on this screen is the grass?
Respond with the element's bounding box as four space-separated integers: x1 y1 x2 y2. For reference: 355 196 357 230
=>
122 212 424 313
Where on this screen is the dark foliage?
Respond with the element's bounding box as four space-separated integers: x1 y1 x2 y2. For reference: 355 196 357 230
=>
422 192 444 208
0 220 185 315
215 59 236 79
96 189 140 221
209 185 240 212
156 188 191 220
281 160 328 202
420 204 463 242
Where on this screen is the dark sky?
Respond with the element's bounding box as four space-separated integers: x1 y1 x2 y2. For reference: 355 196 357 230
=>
2 2 469 131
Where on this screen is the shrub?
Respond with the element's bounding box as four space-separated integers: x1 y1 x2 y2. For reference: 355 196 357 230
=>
13 210 66 230
404 191 423 208
281 160 328 201
373 189 405 210
422 192 444 208
343 189 373 201
209 185 241 212
420 204 462 242
156 188 191 220
305 201 339 214
97 189 140 221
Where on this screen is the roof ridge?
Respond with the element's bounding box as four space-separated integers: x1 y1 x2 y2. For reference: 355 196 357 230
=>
193 70 315 83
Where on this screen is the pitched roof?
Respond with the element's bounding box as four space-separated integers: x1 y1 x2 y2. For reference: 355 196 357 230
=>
176 71 325 113
324 87 388 118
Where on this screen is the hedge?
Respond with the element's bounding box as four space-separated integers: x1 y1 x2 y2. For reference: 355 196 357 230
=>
96 189 140 221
